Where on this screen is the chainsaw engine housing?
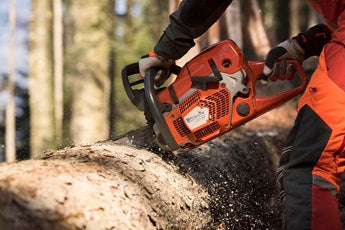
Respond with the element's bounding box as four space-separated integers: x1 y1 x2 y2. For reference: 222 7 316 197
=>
153 40 251 150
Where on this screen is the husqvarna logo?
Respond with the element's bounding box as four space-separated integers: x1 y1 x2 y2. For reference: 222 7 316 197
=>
186 110 206 123
183 106 209 130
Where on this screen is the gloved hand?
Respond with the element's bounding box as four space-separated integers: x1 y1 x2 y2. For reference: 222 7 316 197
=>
263 39 305 81
139 51 175 86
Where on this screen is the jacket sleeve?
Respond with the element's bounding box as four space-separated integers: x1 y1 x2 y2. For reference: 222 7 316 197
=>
154 0 232 60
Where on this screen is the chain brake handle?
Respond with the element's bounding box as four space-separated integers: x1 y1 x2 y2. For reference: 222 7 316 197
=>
247 60 307 115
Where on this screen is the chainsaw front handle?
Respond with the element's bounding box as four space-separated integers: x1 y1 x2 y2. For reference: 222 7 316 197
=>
144 68 180 151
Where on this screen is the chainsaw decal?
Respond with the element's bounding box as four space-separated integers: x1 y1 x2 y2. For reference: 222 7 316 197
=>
184 106 209 130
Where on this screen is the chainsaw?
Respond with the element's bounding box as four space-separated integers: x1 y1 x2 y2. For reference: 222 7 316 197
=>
122 40 307 151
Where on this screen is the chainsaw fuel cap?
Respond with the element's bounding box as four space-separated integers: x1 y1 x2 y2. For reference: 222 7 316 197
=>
237 102 250 117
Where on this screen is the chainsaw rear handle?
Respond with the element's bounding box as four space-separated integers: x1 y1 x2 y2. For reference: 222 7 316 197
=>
144 68 180 151
248 60 308 115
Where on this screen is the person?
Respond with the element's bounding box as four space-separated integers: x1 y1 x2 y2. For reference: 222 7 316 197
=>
139 0 345 229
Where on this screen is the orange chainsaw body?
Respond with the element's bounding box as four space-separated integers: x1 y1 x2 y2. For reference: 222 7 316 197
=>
152 40 307 150
121 39 307 151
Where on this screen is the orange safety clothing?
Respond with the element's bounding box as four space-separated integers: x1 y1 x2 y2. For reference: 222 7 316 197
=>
279 1 345 229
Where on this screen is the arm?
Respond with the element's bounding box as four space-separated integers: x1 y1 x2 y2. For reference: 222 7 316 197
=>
154 0 233 60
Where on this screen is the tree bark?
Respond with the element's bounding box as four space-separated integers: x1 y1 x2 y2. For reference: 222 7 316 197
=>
207 20 221 45
29 0 56 157
0 136 214 229
68 0 114 145
223 2 242 48
241 0 271 59
53 0 64 147
276 0 290 42
5 0 16 162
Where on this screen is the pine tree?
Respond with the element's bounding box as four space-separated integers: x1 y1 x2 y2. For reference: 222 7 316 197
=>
29 0 56 157
68 0 115 144
53 0 64 147
6 0 16 162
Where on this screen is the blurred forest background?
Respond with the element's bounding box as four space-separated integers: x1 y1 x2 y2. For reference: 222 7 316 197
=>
0 0 321 162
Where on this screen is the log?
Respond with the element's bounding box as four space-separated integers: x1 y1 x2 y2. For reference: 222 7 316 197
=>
0 103 303 229
0 141 212 229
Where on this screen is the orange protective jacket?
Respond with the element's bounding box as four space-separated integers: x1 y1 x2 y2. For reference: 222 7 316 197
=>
299 0 345 190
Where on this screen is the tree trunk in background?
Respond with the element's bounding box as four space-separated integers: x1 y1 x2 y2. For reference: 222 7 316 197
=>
148 0 169 40
53 0 64 147
124 0 133 44
29 0 56 157
61 0 74 146
290 0 306 37
108 48 116 139
207 20 221 46
259 0 276 44
199 2 242 50
69 0 114 145
108 0 116 139
241 0 271 59
5 0 16 162
276 0 290 42
224 1 242 48
194 0 270 59
307 4 322 28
